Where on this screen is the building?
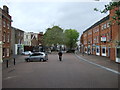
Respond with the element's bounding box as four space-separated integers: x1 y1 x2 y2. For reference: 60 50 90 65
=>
38 32 43 46
24 32 33 46
80 7 120 62
11 27 24 55
0 8 2 62
1 5 12 61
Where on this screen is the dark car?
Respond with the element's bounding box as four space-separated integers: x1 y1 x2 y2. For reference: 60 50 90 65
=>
25 52 48 62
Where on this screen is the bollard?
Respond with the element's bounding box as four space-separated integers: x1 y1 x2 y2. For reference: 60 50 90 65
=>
14 58 15 65
6 60 8 68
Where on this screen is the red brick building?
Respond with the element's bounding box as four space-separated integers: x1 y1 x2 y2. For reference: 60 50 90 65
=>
80 7 120 62
1 5 12 60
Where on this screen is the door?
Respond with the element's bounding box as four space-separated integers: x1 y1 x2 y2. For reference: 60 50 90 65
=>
116 47 120 63
108 47 110 57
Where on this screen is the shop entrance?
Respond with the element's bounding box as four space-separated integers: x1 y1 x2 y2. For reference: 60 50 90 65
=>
116 47 120 63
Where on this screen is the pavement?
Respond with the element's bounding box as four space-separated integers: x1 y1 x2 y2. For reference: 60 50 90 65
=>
2 55 26 70
75 52 119 72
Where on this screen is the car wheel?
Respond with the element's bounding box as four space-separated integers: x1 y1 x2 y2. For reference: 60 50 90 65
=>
27 59 30 62
40 58 44 62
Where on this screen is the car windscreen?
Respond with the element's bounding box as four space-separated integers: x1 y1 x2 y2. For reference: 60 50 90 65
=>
31 53 43 56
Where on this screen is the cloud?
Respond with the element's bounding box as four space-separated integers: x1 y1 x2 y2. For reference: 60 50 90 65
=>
0 1 109 36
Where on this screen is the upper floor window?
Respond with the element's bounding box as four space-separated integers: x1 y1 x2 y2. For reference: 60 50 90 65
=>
7 23 10 29
26 35 28 39
101 25 104 30
107 22 110 28
88 31 92 35
103 24 107 29
3 21 6 27
3 32 6 42
7 33 10 43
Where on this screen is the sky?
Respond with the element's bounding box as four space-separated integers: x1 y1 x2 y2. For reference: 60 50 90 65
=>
0 0 110 38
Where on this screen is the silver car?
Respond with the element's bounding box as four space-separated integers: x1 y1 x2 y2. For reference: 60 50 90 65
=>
25 52 48 62
22 51 33 55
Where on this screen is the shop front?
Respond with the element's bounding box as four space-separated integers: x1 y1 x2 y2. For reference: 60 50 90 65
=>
96 46 100 56
116 46 120 63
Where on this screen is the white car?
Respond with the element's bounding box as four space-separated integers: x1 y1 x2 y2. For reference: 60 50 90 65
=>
22 51 33 55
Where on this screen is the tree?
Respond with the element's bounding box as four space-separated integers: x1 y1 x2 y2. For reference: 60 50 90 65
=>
94 1 120 46
64 29 79 51
43 26 64 48
94 1 120 25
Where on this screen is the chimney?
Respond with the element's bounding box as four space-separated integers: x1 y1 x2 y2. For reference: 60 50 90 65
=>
3 5 9 14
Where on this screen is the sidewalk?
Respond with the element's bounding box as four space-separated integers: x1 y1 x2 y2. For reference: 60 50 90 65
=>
76 52 119 72
2 55 25 70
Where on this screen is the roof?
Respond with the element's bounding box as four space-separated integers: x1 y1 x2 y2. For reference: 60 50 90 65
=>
83 15 109 33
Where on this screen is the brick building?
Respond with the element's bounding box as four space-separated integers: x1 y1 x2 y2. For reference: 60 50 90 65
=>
80 7 120 62
0 5 12 61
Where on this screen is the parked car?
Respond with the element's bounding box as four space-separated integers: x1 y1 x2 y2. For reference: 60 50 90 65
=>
22 51 33 55
25 52 48 62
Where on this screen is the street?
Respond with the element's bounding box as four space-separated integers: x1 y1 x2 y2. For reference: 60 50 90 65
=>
2 53 119 88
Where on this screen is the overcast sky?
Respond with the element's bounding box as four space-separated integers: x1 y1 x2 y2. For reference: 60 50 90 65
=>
0 0 110 37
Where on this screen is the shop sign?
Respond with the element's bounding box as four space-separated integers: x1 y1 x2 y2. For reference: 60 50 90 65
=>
101 36 106 42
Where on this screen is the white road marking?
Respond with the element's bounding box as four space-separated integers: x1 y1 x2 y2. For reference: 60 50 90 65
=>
75 54 120 75
4 76 17 80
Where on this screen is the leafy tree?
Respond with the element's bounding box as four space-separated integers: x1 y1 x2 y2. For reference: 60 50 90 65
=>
94 1 120 46
94 1 120 25
43 26 64 48
64 29 79 50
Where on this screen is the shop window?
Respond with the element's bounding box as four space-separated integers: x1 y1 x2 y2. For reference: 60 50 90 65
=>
103 48 105 53
7 48 9 57
3 48 5 57
117 48 120 58
97 48 99 53
102 47 106 56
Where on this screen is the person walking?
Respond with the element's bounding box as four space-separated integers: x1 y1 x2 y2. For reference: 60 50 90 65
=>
58 51 63 61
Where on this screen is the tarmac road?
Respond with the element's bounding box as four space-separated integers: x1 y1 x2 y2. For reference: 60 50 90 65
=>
2 53 119 88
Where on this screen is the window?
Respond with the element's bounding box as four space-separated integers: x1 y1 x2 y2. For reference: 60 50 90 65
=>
7 48 9 57
117 48 120 58
3 32 5 42
7 34 10 43
96 46 100 55
88 31 92 35
96 36 99 43
7 23 10 29
3 21 6 27
26 35 28 39
104 24 107 29
101 25 104 30
102 47 106 56
107 22 110 28
107 33 110 42
3 48 5 57
102 48 105 53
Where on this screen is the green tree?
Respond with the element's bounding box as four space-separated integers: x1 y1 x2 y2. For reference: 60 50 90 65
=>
94 1 120 46
64 29 79 50
94 1 120 25
43 26 64 47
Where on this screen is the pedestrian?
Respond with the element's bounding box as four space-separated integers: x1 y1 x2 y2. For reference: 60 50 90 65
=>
58 51 63 61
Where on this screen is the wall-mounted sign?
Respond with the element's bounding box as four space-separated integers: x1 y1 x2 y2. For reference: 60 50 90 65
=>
101 36 106 42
